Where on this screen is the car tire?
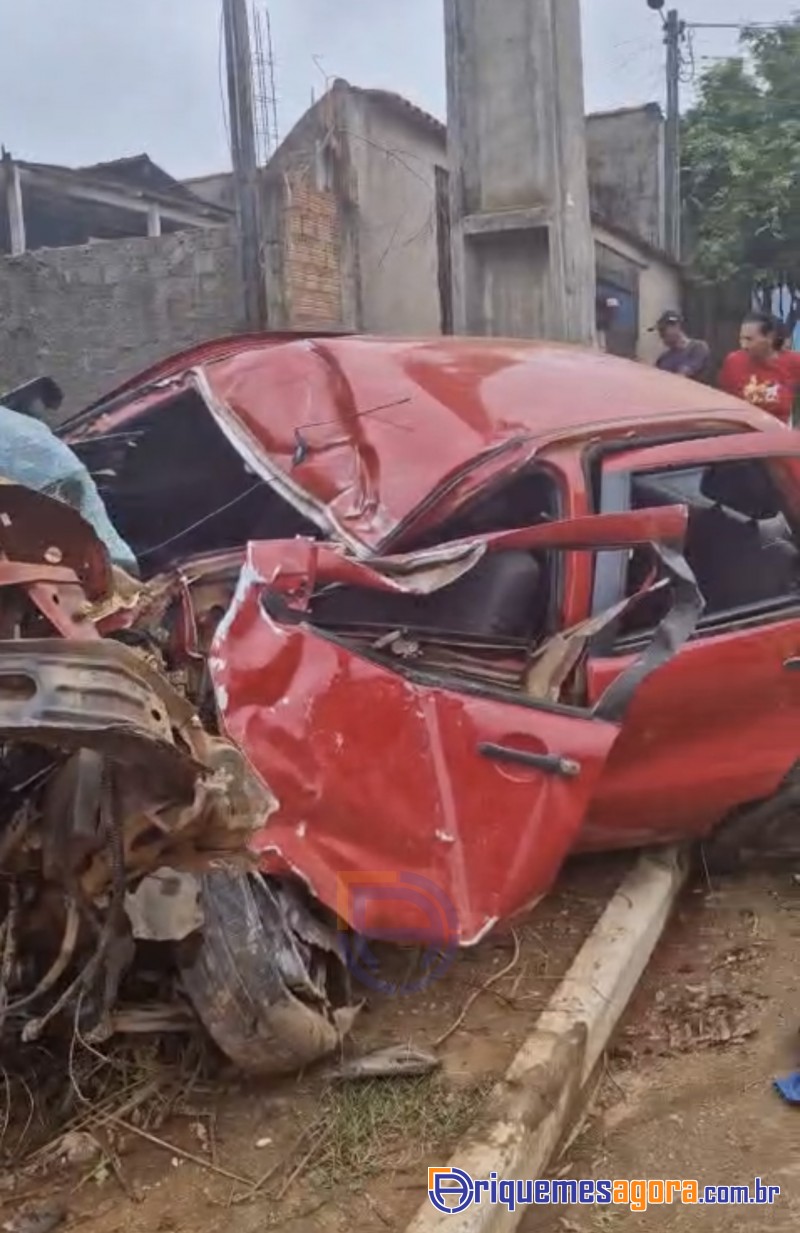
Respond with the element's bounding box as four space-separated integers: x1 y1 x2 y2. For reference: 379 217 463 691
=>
177 869 348 1077
705 762 800 873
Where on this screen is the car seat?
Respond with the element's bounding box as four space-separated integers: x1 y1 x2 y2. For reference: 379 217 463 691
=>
684 505 799 613
310 550 549 642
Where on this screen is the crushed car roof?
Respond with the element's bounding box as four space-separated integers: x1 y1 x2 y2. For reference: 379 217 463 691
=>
68 334 773 552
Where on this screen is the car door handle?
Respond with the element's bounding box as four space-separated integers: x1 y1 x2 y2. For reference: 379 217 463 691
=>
784 658 800 671
478 743 581 778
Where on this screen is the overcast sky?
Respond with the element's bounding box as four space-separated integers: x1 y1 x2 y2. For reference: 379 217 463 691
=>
0 1 796 178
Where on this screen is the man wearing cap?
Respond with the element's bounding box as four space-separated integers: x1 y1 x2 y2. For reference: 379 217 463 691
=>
652 311 710 382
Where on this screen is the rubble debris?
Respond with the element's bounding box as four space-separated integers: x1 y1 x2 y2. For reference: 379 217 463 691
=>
2 1204 66 1233
106 1004 197 1034
55 1131 100 1167
332 1045 441 1082
124 870 204 943
620 980 760 1056
0 481 355 1080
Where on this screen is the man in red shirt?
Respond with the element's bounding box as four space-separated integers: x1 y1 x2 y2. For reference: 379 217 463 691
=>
719 312 800 425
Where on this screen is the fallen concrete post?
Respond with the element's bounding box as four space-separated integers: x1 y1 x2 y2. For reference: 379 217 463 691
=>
405 845 689 1233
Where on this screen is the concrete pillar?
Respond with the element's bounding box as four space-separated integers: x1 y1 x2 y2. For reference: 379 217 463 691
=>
147 204 162 237
445 0 596 344
3 156 26 255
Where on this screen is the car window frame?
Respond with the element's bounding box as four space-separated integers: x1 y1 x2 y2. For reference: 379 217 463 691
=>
410 460 568 638
260 507 697 726
592 447 800 641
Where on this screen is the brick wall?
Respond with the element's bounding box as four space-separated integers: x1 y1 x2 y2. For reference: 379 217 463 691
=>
283 172 343 329
0 226 244 421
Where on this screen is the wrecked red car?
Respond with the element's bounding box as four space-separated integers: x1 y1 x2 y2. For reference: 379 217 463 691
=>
61 333 800 954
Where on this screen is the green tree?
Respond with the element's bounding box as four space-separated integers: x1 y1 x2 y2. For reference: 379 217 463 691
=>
682 18 800 330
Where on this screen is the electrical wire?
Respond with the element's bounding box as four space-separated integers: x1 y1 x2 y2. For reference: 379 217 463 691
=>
218 6 231 148
137 480 266 559
687 21 799 31
688 90 800 102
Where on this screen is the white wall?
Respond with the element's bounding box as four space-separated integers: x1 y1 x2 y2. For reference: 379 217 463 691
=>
345 94 445 335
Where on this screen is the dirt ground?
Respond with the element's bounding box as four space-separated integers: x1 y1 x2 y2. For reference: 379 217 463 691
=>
10 864 797 1233
528 872 800 1233
0 856 629 1233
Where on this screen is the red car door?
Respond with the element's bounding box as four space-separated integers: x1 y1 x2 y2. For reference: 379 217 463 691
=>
583 431 800 850
211 508 696 944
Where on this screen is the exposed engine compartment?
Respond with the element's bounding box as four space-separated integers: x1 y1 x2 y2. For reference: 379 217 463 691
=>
0 479 355 1076
71 392 320 578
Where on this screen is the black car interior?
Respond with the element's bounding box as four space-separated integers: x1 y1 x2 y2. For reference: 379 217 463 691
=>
71 392 319 576
310 467 560 647
310 550 550 643
622 459 800 630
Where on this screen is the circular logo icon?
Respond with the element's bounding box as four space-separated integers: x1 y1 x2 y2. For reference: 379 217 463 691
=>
428 1167 475 1214
339 871 460 995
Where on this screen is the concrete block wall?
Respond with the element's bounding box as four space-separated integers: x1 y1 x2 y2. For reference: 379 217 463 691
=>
0 226 244 421
587 106 665 251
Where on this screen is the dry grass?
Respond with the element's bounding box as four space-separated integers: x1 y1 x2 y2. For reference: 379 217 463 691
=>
0 1026 222 1178
308 1075 490 1190
1 1029 489 1214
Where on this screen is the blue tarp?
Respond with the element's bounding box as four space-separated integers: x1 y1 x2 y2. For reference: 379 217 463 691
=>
774 1072 800 1103
0 404 137 573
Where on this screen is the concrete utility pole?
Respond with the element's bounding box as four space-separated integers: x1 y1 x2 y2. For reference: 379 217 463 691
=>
663 8 684 261
444 0 596 345
223 0 267 329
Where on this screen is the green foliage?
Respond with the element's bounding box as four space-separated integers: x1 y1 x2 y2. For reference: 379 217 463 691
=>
682 19 800 322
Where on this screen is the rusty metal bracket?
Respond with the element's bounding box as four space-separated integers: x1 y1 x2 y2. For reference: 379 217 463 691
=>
0 638 202 786
0 559 99 640
0 482 111 600
25 577 99 640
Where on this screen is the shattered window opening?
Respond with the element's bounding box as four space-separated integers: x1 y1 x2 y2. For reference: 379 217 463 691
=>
71 391 320 577
294 540 674 709
411 465 562 547
304 467 564 696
